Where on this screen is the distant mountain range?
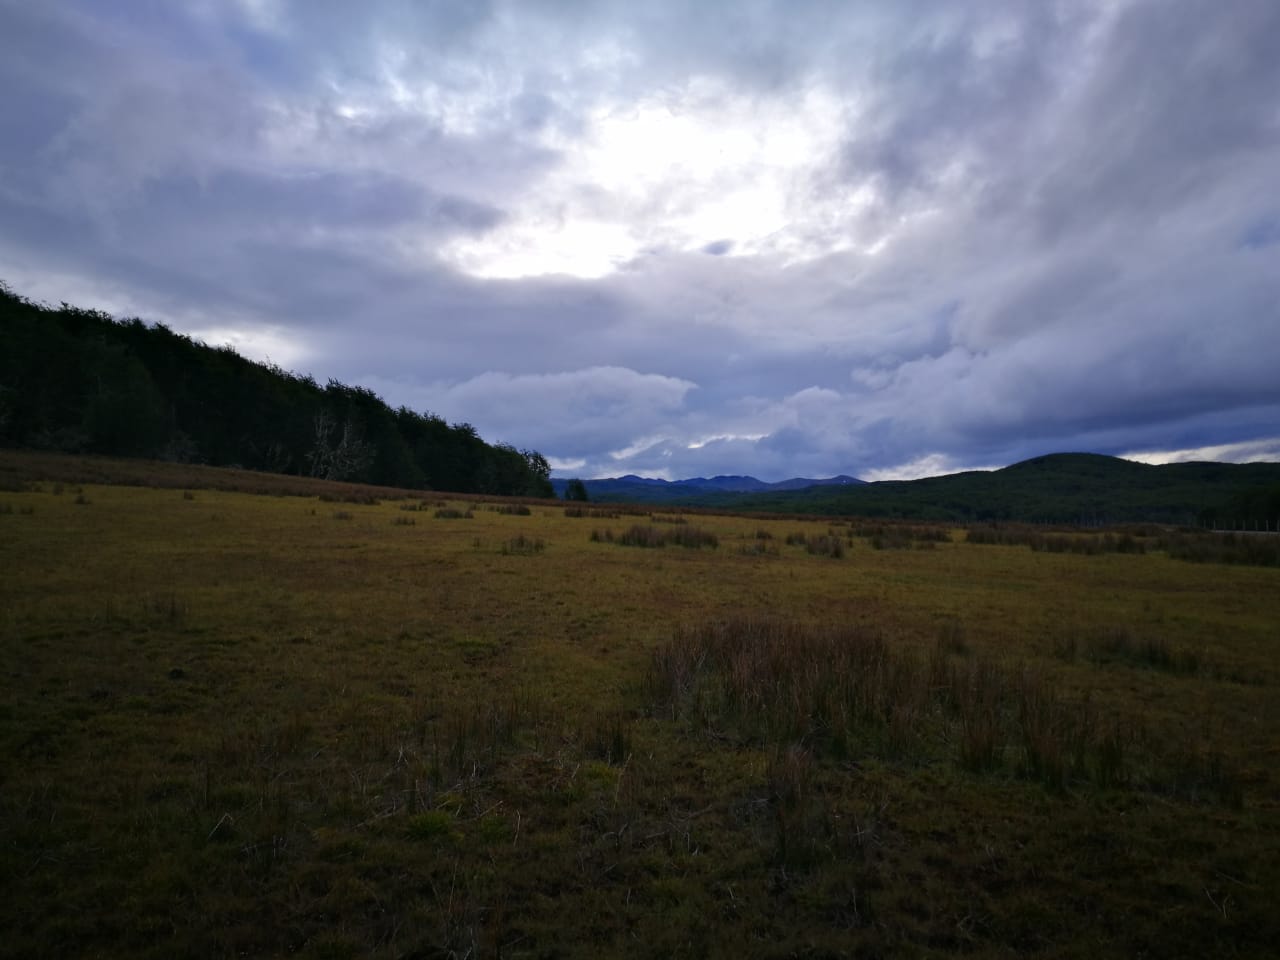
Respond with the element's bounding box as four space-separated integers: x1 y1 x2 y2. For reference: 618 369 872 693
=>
550 473 864 502
553 454 1280 526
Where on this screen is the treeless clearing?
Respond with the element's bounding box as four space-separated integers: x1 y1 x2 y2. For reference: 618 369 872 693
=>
1 453 1276 957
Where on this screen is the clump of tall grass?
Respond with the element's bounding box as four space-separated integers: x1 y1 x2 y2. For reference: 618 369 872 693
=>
434 507 473 520
646 618 1244 800
608 524 719 549
853 523 951 549
1157 530 1280 568
783 531 845 557
500 534 545 555
665 525 719 549
581 710 633 764
804 535 845 558
564 506 620 518
618 524 666 548
1054 626 1204 676
494 504 532 516
966 525 1146 556
319 491 380 505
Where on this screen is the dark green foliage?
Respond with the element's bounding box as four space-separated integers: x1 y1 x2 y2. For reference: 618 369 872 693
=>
0 284 552 497
583 453 1280 525
564 477 589 501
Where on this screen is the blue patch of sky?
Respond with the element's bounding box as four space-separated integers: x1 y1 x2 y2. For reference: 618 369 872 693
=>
1240 214 1280 249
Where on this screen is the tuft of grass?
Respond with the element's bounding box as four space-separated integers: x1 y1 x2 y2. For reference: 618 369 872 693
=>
805 534 845 558
434 507 474 519
406 810 460 844
565 506 620 518
646 618 1237 797
581 710 633 764
1057 626 1205 676
650 513 688 524
612 524 718 549
500 533 545 555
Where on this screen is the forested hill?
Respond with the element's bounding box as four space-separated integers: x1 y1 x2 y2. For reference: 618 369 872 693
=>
720 453 1280 526
0 284 552 497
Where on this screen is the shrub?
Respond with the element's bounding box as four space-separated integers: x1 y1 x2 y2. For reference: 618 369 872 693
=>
566 506 620 519
666 525 718 549
618 524 666 548
500 534 545 555
614 524 718 549
434 507 473 519
804 535 844 558
1158 530 1280 568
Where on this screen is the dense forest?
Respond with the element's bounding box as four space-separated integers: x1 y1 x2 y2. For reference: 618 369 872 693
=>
0 283 552 497
561 455 1280 527
714 453 1280 526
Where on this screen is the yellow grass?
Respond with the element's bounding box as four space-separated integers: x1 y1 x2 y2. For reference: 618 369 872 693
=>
1 453 1277 957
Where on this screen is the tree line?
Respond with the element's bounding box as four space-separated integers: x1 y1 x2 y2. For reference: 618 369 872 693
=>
0 282 553 497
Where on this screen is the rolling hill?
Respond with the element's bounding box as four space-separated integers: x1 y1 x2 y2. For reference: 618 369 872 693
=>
550 473 863 502
558 454 1280 526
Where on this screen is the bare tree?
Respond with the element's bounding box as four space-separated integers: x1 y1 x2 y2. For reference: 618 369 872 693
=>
306 410 373 481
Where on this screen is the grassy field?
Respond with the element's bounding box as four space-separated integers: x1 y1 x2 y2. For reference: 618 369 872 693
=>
1 453 1277 958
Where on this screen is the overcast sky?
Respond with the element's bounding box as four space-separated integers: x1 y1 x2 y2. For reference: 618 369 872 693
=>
2 1 1277 480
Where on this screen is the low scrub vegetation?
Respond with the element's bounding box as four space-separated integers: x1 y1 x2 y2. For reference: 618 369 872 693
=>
1157 529 1280 567
592 523 719 549
1 451 1275 959
967 524 1145 555
433 506 473 519
492 503 532 516
1053 626 1206 676
563 505 619 519
649 619 1246 804
500 533 545 555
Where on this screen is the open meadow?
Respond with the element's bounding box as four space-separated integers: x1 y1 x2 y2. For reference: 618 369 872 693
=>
1 454 1277 958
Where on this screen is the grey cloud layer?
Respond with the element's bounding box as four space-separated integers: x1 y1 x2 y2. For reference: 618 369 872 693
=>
1 0 1276 479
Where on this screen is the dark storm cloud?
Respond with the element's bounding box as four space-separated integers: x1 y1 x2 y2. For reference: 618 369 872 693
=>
0 0 1276 479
